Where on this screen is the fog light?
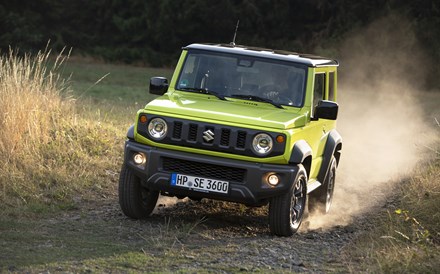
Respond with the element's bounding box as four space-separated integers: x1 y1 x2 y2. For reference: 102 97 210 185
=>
133 153 146 165
268 174 280 186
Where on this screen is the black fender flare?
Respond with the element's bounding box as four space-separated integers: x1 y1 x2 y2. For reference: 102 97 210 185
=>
289 140 312 164
126 124 135 140
289 140 312 177
317 129 342 184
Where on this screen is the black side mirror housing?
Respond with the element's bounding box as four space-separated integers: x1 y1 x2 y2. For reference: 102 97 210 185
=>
150 77 169 95
314 100 338 120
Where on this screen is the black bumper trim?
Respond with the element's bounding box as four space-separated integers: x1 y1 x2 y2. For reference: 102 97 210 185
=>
123 140 298 205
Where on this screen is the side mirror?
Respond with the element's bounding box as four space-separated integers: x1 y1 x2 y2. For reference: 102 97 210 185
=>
314 100 338 120
150 77 169 95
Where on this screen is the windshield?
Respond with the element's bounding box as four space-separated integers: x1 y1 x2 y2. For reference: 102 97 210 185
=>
176 50 307 107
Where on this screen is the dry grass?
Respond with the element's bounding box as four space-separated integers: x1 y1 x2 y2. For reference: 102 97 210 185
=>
0 48 71 155
0 48 123 210
343 138 440 273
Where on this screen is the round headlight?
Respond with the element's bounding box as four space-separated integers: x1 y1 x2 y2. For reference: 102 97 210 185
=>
252 133 273 155
148 118 168 140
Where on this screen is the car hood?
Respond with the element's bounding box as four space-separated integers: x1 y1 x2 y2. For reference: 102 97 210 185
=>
145 93 307 130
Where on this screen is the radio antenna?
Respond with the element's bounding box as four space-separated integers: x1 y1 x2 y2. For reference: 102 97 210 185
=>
230 20 240 46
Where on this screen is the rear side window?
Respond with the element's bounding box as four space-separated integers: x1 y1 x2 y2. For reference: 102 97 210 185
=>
313 73 325 111
328 71 335 101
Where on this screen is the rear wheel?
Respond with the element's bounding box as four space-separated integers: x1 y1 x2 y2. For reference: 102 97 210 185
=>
119 164 159 219
309 156 337 214
269 165 307 236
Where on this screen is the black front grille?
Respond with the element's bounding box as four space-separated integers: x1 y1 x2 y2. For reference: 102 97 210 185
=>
236 131 247 148
173 121 183 139
162 157 246 183
188 124 198 141
136 115 286 158
220 129 230 146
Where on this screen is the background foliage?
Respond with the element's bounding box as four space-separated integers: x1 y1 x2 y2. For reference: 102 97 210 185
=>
1 0 439 86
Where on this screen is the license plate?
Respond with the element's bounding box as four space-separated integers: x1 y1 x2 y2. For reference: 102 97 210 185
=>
170 173 229 194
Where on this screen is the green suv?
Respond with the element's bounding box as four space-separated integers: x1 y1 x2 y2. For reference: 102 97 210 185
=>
119 43 342 236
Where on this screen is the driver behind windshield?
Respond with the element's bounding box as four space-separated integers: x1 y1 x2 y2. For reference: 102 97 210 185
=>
263 66 303 106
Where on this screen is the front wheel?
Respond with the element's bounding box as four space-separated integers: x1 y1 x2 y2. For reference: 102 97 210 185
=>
269 165 307 236
119 164 159 219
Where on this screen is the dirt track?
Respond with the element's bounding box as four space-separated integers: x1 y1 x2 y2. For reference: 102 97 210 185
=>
153 198 357 272
1 168 397 273
72 193 386 273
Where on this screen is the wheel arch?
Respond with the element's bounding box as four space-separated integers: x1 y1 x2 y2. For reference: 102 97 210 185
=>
126 124 135 140
289 140 312 178
317 129 342 183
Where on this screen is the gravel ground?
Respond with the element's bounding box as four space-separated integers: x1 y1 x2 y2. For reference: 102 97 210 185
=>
73 191 389 273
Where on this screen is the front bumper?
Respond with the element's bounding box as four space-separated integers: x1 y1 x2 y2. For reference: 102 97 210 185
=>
123 140 298 205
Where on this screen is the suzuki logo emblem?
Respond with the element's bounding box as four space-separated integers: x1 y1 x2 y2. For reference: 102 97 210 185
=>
203 129 215 142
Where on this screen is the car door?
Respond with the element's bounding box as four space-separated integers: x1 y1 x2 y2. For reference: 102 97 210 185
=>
307 70 329 180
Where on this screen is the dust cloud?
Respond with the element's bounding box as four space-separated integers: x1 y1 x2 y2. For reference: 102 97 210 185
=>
307 13 439 230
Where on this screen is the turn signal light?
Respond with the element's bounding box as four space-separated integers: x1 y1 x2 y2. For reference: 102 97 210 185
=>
139 115 148 123
276 135 285 143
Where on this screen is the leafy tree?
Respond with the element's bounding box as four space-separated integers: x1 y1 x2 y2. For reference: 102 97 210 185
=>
0 0 439 87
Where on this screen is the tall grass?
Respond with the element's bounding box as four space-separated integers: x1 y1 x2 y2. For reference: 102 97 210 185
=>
0 49 123 210
0 48 71 156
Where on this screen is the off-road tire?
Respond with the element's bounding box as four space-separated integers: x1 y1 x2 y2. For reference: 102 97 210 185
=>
309 156 337 214
269 165 307 236
119 164 159 219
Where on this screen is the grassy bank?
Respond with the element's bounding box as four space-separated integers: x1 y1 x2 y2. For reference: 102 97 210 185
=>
0 50 172 214
343 148 440 273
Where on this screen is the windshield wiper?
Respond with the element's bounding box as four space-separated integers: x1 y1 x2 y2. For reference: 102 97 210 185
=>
179 87 226 101
230 94 283 109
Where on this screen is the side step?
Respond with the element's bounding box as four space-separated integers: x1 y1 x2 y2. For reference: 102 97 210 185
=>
307 180 322 194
